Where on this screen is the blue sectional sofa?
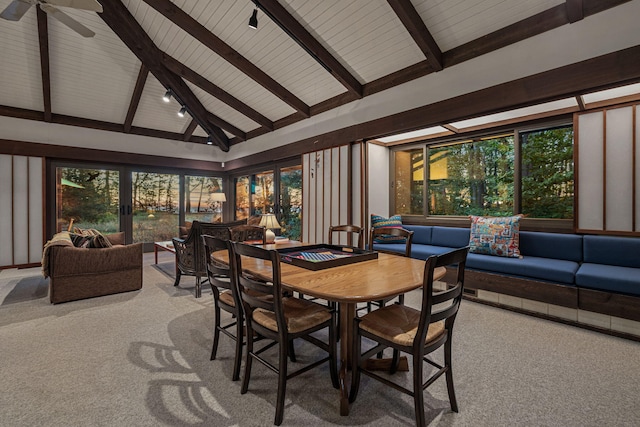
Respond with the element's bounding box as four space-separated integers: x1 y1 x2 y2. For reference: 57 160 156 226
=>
370 224 640 324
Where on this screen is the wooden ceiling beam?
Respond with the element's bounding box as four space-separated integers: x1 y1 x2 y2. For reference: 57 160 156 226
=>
566 0 585 23
0 104 209 144
256 0 363 97
386 0 443 71
143 0 310 117
99 0 230 151
182 119 198 141
124 64 148 133
163 55 273 130
36 6 52 122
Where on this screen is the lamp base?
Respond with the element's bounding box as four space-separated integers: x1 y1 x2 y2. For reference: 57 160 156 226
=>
265 228 276 244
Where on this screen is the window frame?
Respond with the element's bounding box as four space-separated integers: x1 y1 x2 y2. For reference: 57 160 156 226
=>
389 118 574 232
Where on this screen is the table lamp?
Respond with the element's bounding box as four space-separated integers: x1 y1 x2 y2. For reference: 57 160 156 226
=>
259 213 281 243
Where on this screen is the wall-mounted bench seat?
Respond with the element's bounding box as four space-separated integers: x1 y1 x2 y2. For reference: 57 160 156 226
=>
370 224 640 335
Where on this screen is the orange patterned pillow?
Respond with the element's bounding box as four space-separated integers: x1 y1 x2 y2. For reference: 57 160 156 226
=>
468 215 522 258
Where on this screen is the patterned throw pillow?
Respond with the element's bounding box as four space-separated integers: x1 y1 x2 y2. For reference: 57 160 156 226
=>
69 230 113 248
469 215 522 258
371 214 405 243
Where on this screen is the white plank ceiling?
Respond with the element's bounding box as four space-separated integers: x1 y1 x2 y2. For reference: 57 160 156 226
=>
0 0 634 152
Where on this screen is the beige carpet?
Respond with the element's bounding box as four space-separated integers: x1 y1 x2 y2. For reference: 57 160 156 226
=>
1 253 640 426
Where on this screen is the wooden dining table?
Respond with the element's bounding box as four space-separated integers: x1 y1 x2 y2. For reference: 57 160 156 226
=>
214 242 445 416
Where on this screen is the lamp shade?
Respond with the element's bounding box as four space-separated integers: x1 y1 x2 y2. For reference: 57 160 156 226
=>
259 213 281 229
210 192 226 202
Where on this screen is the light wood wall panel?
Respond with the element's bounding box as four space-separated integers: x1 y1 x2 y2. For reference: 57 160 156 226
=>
576 104 639 235
0 154 44 268
302 144 361 244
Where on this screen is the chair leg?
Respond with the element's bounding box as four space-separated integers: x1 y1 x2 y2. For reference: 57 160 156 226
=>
210 301 221 361
397 294 405 305
288 339 297 363
328 317 339 389
173 269 181 287
240 324 254 395
444 337 458 412
195 277 201 298
275 339 289 426
232 315 243 381
390 349 400 374
413 352 426 427
348 326 362 403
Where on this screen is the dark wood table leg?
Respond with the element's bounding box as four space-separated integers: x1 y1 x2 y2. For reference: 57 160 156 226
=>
154 244 159 264
339 302 355 416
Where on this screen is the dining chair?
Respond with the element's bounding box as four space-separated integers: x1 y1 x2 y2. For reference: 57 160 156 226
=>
230 241 339 426
349 246 469 427
328 224 364 248
201 234 245 381
229 224 267 244
367 226 414 310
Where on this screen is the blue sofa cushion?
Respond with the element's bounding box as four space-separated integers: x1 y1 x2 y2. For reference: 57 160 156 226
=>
411 244 455 260
431 227 470 248
466 253 579 285
370 242 409 255
519 231 582 262
403 225 432 245
583 235 640 268
576 263 640 296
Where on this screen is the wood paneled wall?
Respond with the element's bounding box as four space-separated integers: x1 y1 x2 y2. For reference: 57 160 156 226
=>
576 103 639 235
0 155 44 268
302 143 364 244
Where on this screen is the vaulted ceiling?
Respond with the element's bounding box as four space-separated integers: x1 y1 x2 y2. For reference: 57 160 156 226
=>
0 0 636 156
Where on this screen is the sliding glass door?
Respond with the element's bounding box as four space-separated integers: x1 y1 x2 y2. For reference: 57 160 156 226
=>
232 161 302 240
51 161 224 250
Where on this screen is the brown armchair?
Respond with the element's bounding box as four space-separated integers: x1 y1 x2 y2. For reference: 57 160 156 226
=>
172 219 246 297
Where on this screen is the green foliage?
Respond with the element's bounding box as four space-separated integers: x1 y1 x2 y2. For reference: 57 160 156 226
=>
428 136 514 216
521 127 574 219
279 168 302 240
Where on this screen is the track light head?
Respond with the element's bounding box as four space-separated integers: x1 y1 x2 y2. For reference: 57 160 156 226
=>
178 106 187 118
206 136 213 145
248 8 258 29
162 89 172 103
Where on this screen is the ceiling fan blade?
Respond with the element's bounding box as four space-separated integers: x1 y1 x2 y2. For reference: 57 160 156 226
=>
40 3 95 37
0 0 33 21
40 0 102 13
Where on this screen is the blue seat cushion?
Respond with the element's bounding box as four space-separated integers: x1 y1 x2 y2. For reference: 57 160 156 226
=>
519 231 582 262
431 227 470 248
411 244 455 260
370 242 408 255
466 253 578 284
403 225 432 245
583 235 640 268
576 263 640 296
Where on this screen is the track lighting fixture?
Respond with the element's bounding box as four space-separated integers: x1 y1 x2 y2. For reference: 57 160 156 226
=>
248 7 258 29
177 106 187 118
206 136 213 145
162 89 172 103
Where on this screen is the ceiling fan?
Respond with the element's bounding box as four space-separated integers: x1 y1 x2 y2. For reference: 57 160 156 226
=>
0 0 103 37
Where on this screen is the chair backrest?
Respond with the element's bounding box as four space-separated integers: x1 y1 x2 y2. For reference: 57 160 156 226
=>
230 224 267 244
201 234 235 295
415 247 469 349
230 242 286 336
328 224 364 249
369 227 414 257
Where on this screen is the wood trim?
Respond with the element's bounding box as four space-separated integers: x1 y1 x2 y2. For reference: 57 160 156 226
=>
10 155 15 266
565 0 584 23
386 0 443 71
574 228 640 237
573 111 580 232
257 0 362 97
26 157 30 263
633 105 637 232
579 287 640 322
142 0 310 117
0 138 223 172
603 110 607 230
585 93 640 110
124 64 148 133
36 7 51 123
576 95 586 110
457 268 579 308
224 45 640 170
